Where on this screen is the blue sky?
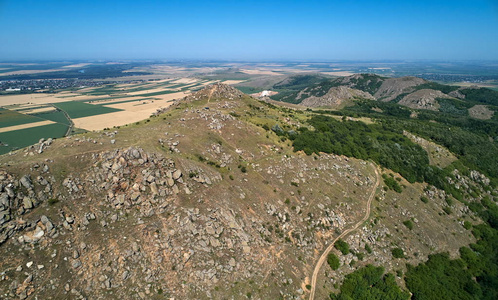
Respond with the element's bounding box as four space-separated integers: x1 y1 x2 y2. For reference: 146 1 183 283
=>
0 0 497 61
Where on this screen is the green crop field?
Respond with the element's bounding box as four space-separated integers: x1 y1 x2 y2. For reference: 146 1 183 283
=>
52 101 122 119
0 123 68 155
0 108 45 127
34 111 71 125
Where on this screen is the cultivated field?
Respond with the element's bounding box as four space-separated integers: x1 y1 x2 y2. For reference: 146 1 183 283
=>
0 77 220 154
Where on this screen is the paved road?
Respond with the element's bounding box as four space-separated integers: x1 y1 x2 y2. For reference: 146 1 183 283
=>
308 164 380 300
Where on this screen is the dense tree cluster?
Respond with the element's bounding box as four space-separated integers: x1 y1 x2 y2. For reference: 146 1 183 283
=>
330 265 410 300
292 115 430 183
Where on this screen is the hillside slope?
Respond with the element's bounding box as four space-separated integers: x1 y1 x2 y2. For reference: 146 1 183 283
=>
0 84 492 299
269 74 498 119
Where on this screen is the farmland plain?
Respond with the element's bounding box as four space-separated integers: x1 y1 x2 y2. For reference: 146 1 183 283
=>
0 77 224 154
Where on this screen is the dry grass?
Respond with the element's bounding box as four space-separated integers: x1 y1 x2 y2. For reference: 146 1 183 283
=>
320 71 356 77
0 69 65 76
468 105 494 120
223 80 247 85
62 63 91 68
23 107 57 114
0 94 71 106
0 120 55 133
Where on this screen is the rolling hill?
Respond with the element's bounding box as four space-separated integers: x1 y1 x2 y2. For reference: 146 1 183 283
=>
0 83 497 299
269 74 498 119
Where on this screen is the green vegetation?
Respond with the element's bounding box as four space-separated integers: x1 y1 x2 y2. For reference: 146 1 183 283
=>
345 73 385 95
273 74 329 91
0 108 43 127
387 117 498 182
391 248 405 258
0 123 67 155
334 239 350 255
292 115 430 183
402 220 413 230
330 265 409 300
1 63 150 81
437 98 471 116
405 196 498 299
414 82 460 94
53 101 121 119
405 252 484 300
234 86 264 94
460 87 498 106
383 174 403 193
33 110 71 125
48 198 59 205
327 253 340 270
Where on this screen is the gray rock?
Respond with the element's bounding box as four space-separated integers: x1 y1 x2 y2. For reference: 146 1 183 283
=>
132 149 140 159
132 242 140 252
0 210 10 225
5 186 14 198
0 193 9 208
23 197 34 209
40 215 49 224
20 175 33 190
122 270 129 280
71 260 82 269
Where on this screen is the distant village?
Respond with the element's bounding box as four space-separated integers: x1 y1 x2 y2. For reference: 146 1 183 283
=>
0 79 143 94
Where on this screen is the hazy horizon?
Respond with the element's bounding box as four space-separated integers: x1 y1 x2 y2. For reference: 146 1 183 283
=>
1 0 497 61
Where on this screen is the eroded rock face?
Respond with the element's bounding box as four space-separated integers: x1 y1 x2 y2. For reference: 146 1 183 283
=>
398 89 449 111
300 86 375 108
374 76 426 101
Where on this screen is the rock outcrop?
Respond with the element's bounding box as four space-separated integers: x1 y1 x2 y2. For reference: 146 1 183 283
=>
300 86 375 108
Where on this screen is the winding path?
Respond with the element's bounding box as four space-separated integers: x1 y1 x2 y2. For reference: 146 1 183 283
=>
49 104 74 136
308 164 380 300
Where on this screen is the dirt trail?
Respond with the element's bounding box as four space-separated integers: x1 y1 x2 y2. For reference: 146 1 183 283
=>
308 164 380 300
207 86 215 102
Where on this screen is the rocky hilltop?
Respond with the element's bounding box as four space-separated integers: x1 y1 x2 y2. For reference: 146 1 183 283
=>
0 84 487 299
185 82 245 102
300 86 375 108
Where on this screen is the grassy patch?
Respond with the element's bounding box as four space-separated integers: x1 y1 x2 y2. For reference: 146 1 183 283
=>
403 220 414 230
391 248 405 258
33 111 71 125
327 253 340 270
334 239 350 255
383 174 403 193
0 108 43 127
0 123 68 154
52 101 121 119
